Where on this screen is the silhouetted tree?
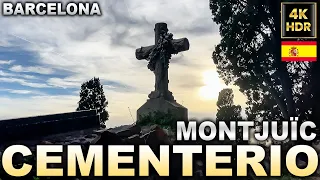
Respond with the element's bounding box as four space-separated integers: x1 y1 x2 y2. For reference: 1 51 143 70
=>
216 88 242 121
216 88 247 167
209 0 320 128
77 77 109 123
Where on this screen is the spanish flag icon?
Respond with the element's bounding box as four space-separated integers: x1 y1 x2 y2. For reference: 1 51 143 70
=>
281 41 317 62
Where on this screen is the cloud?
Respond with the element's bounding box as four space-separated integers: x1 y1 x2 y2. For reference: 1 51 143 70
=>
0 70 38 79
47 77 81 89
0 0 247 127
46 76 135 92
0 77 50 88
0 60 14 65
9 65 54 75
0 40 10 47
9 90 35 94
0 95 79 120
0 88 45 95
0 30 12 47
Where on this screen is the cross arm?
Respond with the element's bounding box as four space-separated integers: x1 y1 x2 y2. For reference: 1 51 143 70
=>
135 38 190 60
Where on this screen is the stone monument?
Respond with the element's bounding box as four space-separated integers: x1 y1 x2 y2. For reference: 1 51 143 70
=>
135 22 189 121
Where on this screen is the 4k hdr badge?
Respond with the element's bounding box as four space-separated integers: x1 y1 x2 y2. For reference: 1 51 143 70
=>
281 2 317 39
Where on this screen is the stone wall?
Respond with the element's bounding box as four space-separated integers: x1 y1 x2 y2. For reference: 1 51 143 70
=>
0 110 100 142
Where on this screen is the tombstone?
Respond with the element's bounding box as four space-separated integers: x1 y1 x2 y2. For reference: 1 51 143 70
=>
135 22 189 121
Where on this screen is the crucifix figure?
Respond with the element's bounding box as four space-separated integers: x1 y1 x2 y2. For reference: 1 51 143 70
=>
135 23 189 101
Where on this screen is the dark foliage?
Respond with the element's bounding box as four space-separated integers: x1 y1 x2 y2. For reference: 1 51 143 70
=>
209 0 320 133
216 88 242 121
77 77 109 124
216 88 245 144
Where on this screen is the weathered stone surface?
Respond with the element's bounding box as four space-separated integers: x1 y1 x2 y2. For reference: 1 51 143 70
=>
126 134 145 144
135 23 189 100
141 125 172 145
0 128 101 152
135 22 189 121
137 97 188 121
109 124 141 138
135 38 189 60
94 129 127 145
40 140 54 145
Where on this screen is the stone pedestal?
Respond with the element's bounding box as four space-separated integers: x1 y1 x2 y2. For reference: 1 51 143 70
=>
137 98 188 122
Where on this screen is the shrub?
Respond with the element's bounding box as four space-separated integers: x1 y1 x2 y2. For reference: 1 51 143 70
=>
137 111 177 131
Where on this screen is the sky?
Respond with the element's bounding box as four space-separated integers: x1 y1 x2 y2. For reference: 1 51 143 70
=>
0 0 247 127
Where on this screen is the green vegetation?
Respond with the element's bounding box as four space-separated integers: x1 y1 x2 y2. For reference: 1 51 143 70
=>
137 111 177 131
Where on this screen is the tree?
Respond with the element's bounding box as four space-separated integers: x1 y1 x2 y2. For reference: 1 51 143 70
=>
77 77 109 123
209 0 320 129
216 88 242 121
216 89 244 143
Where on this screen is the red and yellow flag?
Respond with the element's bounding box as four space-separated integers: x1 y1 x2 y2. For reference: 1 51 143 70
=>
281 41 317 62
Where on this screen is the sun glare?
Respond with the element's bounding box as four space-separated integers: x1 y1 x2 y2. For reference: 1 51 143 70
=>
199 70 224 100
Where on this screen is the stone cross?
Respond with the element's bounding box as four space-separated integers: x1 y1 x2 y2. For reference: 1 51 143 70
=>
135 22 189 101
